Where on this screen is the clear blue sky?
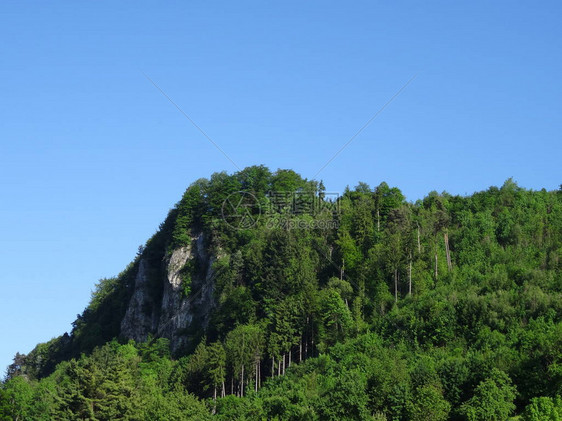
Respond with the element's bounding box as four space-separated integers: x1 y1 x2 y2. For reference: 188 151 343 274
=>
1 1 561 373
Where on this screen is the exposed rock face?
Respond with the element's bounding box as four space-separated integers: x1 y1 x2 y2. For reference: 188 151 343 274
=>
120 259 159 342
157 244 193 352
120 233 217 353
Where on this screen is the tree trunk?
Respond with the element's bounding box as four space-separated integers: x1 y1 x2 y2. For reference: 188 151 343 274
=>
434 252 438 279
307 325 314 357
289 350 292 367
305 317 309 359
409 255 412 295
394 268 398 302
222 381 225 398
377 209 380 232
444 232 452 271
272 356 275 377
417 223 421 253
299 340 303 362
255 361 258 392
241 364 245 397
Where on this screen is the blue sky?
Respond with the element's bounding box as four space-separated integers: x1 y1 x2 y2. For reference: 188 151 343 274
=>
1 1 561 372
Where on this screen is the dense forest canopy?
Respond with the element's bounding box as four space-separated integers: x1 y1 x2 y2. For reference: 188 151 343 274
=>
2 166 562 420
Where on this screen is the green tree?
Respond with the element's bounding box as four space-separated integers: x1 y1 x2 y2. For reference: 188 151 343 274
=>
407 385 451 421
317 370 371 421
172 183 203 247
316 288 353 350
207 341 226 400
0 376 35 421
522 396 562 421
460 369 516 421
225 324 264 397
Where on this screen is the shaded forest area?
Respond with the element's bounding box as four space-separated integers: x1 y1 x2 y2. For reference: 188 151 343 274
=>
2 166 561 420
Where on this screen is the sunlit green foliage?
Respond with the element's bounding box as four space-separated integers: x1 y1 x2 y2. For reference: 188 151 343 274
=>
3 168 562 419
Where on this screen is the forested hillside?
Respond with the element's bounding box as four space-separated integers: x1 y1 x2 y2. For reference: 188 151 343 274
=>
2 166 561 420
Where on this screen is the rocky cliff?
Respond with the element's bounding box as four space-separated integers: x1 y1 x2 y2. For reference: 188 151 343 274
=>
120 232 217 353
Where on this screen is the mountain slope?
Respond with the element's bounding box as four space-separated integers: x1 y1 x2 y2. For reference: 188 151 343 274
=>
2 167 562 420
